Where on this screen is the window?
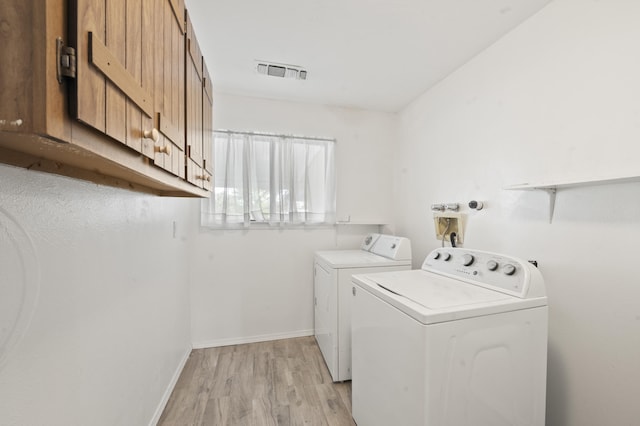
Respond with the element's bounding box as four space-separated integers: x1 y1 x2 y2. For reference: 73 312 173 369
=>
201 130 336 228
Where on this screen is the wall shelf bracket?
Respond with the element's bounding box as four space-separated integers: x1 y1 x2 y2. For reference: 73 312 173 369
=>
506 174 640 224
544 187 557 224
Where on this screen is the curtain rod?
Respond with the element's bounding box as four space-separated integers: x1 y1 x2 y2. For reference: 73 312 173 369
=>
214 129 335 143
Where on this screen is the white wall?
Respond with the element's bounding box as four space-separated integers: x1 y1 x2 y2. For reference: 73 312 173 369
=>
190 93 395 347
394 1 640 425
0 164 196 426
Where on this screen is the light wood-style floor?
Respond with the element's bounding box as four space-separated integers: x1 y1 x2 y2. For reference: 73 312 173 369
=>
158 336 356 426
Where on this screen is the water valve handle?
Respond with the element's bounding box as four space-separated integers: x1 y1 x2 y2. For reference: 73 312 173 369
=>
469 200 484 210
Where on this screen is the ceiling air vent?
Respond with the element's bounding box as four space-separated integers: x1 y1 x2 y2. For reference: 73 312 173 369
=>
256 61 307 80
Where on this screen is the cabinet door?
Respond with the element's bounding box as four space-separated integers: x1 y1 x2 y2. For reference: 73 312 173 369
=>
130 0 156 158
185 10 211 189
185 11 203 168
72 0 155 157
153 0 186 178
202 61 214 177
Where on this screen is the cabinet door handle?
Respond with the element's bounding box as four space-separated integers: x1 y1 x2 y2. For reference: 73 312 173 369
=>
143 128 160 143
155 144 172 155
197 174 211 182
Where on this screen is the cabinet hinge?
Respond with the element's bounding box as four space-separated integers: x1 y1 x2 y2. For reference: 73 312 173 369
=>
56 37 76 83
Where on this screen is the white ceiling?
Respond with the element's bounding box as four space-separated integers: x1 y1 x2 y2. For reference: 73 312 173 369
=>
185 0 551 112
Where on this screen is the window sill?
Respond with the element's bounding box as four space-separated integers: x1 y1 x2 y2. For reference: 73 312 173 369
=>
200 222 337 231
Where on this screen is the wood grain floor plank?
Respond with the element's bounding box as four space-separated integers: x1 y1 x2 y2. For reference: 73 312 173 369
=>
334 382 353 415
201 396 230 425
251 396 278 426
158 336 354 426
315 384 356 426
159 349 220 425
288 385 330 425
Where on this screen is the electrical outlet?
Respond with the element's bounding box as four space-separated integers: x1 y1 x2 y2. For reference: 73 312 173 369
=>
433 213 464 243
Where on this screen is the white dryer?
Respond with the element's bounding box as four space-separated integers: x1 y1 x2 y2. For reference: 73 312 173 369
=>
314 233 411 382
351 247 548 426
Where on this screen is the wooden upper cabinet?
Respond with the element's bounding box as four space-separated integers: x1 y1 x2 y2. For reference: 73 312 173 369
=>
0 0 211 197
72 0 185 169
185 10 212 190
72 0 155 157
0 1 70 142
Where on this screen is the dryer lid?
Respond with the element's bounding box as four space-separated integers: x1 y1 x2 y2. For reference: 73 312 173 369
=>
315 250 411 268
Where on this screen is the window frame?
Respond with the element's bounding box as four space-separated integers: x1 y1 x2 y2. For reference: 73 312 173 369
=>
201 129 337 229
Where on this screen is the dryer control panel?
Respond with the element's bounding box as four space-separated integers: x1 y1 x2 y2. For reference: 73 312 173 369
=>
422 248 545 298
370 235 412 261
360 233 381 251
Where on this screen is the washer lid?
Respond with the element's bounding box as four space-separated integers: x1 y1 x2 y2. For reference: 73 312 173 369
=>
372 270 509 309
353 270 547 324
315 250 411 268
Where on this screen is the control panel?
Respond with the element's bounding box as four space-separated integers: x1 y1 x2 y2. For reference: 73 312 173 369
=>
360 233 381 251
421 248 545 298
369 235 412 261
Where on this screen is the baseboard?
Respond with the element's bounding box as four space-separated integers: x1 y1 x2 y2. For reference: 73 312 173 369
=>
192 329 314 349
148 344 192 426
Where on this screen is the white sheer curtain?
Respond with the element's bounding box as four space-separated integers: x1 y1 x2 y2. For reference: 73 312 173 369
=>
201 131 336 228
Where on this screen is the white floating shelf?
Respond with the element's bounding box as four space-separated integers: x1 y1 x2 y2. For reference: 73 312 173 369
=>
504 174 640 223
505 174 640 191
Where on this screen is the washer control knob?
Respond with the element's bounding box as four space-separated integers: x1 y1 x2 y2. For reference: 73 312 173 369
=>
442 252 452 261
462 254 474 266
487 260 499 271
432 252 441 260
503 264 516 276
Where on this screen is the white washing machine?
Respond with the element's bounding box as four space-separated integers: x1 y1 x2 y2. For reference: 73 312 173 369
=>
351 247 548 426
314 233 411 382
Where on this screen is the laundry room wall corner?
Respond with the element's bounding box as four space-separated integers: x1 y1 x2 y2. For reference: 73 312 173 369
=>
392 1 640 425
